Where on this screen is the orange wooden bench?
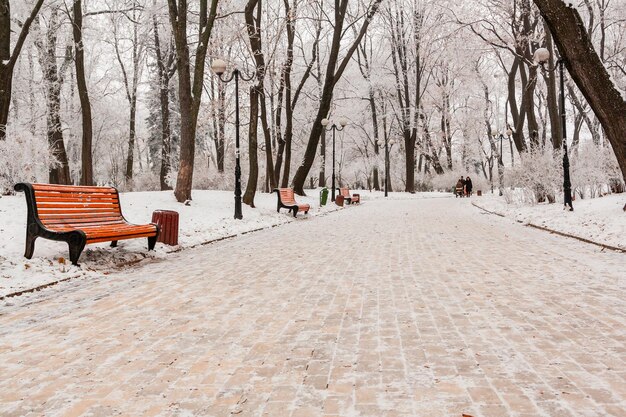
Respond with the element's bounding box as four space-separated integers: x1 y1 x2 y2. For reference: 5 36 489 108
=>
14 183 159 265
273 188 310 217
339 187 360 204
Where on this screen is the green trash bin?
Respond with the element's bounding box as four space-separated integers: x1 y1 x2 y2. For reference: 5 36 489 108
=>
320 187 329 206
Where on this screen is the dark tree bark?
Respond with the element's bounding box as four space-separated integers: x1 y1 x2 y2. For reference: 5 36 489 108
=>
214 76 226 173
244 0 274 205
533 0 626 181
291 0 383 195
243 85 259 206
506 58 527 153
72 0 94 185
167 0 219 202
0 0 9 60
35 9 73 185
541 21 561 149
0 0 44 141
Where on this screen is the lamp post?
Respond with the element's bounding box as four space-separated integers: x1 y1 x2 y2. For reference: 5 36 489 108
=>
211 59 254 219
377 137 395 197
321 117 348 202
533 48 573 211
495 127 511 196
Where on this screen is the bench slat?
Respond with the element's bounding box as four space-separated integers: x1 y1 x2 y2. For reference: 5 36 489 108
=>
32 184 117 193
87 231 158 244
37 208 121 215
36 203 121 209
34 196 119 202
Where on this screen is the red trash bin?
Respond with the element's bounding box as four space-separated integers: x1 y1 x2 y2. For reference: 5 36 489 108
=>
151 210 179 246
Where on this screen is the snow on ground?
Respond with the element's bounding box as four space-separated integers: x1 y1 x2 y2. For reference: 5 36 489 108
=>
474 191 626 250
0 189 330 297
0 187 450 297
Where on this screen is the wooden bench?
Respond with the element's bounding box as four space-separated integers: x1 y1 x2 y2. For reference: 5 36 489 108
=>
273 188 310 217
338 187 360 204
14 183 160 265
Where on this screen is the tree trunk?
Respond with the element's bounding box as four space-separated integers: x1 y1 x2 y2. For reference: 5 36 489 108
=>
72 0 94 185
243 86 259 206
247 0 274 192
0 0 9 60
291 0 383 195
542 21 561 149
153 15 173 190
216 79 225 173
0 0 44 140
125 101 136 182
168 0 219 202
533 0 626 182
36 9 72 184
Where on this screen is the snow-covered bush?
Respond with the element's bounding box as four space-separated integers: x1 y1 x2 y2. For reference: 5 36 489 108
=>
570 142 624 198
0 135 58 194
505 147 561 205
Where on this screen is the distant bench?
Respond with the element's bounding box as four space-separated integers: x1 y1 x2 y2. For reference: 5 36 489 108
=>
15 183 159 265
339 188 360 204
273 188 310 217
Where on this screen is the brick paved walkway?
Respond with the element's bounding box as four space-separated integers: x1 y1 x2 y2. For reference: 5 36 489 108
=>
1 198 624 417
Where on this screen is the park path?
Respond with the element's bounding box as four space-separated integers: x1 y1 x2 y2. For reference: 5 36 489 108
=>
0 198 624 417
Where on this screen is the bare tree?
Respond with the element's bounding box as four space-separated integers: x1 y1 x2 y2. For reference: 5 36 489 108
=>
111 0 146 186
533 0 626 182
291 0 384 195
34 8 73 184
152 9 176 190
167 0 219 202
71 0 94 185
0 0 44 140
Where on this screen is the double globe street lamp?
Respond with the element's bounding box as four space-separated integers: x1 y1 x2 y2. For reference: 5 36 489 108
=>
211 59 255 220
533 47 574 211
321 117 348 202
376 137 395 197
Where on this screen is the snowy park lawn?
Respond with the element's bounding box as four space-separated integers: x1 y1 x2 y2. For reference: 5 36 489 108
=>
475 192 626 250
0 189 335 298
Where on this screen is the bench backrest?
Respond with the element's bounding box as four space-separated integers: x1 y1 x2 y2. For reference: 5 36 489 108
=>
277 188 297 205
29 184 123 227
339 188 351 197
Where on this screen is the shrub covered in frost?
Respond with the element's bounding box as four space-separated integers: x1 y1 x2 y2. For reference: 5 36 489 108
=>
0 135 58 195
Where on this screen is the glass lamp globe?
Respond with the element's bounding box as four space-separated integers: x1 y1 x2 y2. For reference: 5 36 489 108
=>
211 59 228 75
533 48 550 64
321 118 330 127
338 117 349 127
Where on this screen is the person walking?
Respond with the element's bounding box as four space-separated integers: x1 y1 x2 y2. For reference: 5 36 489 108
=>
465 176 473 197
455 176 465 198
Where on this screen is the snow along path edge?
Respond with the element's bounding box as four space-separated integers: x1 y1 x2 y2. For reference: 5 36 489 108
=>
471 201 625 253
0 203 351 301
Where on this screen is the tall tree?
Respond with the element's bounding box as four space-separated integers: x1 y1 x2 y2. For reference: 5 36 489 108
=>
243 0 274 207
152 11 176 190
71 0 94 185
0 0 44 140
34 8 73 184
111 0 145 186
292 0 383 195
167 0 219 202
533 0 626 182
